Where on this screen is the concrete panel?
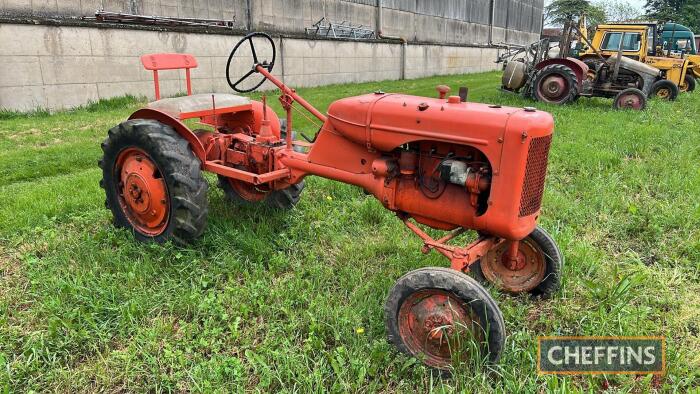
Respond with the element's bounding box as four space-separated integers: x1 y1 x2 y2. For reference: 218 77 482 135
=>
380 8 415 41
141 0 163 15
0 86 47 111
0 56 43 87
44 83 99 109
81 0 102 16
39 56 143 85
102 0 128 13
55 0 81 15
97 80 154 99
31 0 58 15
0 24 92 56
414 14 446 43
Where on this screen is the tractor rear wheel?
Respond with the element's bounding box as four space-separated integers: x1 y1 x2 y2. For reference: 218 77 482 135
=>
532 64 579 104
680 74 696 93
469 226 563 297
651 79 679 100
612 88 647 110
99 119 208 245
385 267 505 369
218 175 304 209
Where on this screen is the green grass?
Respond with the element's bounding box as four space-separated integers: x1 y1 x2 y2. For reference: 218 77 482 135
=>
1 72 699 392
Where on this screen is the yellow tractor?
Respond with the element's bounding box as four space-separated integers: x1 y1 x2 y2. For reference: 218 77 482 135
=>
577 22 696 97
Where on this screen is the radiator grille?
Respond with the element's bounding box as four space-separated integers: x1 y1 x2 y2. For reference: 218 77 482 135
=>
519 135 552 217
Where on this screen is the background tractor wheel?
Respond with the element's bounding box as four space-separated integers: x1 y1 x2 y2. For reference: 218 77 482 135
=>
99 119 208 245
218 175 305 210
612 88 647 110
384 267 505 370
651 79 679 101
680 74 696 93
532 64 579 104
470 226 563 297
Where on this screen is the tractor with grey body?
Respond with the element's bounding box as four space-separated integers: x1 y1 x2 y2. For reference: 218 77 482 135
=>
499 38 673 110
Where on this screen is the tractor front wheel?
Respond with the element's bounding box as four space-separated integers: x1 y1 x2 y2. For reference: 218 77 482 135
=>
99 119 208 245
532 64 579 104
612 88 647 110
680 74 696 93
651 79 679 101
384 267 505 369
469 226 563 297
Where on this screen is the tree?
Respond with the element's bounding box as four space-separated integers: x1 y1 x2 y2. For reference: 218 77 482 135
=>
545 0 606 27
645 0 700 31
595 0 643 22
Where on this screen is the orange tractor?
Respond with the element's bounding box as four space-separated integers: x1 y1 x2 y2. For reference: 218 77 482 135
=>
100 33 562 369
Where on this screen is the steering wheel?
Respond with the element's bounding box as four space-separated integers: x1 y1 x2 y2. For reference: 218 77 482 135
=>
226 32 276 93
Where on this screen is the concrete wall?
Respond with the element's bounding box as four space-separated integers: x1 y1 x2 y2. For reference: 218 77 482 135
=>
0 0 543 111
0 0 544 46
2 0 249 24
0 23 502 111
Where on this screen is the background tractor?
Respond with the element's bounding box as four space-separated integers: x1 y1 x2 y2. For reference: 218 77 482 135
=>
661 21 700 82
100 32 563 370
578 21 696 95
499 34 668 110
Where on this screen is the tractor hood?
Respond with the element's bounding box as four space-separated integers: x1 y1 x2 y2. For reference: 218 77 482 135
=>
326 92 554 152
607 56 661 77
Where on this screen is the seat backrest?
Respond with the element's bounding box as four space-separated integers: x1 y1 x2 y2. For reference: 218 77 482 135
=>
140 53 199 100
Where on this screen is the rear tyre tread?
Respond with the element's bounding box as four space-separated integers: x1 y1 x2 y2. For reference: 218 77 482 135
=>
100 119 209 245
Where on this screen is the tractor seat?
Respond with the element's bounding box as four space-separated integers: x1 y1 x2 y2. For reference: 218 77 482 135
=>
147 93 252 119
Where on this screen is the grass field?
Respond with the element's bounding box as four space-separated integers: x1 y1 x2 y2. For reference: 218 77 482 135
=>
1 71 699 392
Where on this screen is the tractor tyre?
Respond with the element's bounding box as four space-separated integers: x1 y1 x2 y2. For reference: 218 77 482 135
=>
651 79 679 101
469 226 563 298
680 74 696 93
99 119 208 245
384 267 505 370
218 175 305 210
612 88 647 110
532 64 579 105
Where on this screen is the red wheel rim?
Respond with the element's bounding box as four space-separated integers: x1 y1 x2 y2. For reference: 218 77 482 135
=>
538 74 568 102
480 238 546 293
115 147 169 235
398 289 482 368
617 93 643 109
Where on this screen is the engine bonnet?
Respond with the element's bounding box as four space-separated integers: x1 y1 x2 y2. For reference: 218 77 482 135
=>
326 92 554 153
607 56 661 77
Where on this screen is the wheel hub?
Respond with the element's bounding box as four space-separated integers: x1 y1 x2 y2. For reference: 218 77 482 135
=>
619 93 642 109
541 75 566 99
398 289 480 367
125 174 151 213
481 238 546 293
656 88 670 99
116 148 169 235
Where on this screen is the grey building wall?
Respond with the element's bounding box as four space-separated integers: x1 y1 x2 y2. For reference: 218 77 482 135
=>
0 0 544 45
0 1 544 111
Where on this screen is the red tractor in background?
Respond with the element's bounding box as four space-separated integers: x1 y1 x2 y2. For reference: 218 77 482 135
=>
499 34 677 110
100 33 563 369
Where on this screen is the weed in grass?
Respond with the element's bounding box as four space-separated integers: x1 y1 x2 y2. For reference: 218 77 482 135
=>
0 72 699 391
